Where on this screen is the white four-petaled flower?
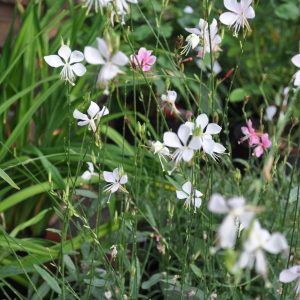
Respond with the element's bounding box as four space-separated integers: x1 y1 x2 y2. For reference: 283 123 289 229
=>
84 38 128 88
73 101 109 132
279 265 300 296
234 220 288 277
220 0 255 35
163 124 195 164
208 193 255 248
44 45 86 85
176 181 203 212
186 114 226 160
103 168 128 194
161 91 180 114
291 54 300 87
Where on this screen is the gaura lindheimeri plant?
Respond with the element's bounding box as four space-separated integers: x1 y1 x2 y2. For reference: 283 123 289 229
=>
220 0 255 35
183 18 222 57
82 0 111 13
279 265 300 297
150 141 170 170
81 162 98 181
44 45 86 86
234 220 288 278
176 181 202 212
130 47 156 72
185 113 226 160
161 90 180 115
84 37 129 90
291 53 300 87
163 124 195 164
103 168 128 194
208 194 255 249
73 101 109 132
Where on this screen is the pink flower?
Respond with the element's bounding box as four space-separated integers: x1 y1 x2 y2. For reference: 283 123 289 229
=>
130 47 156 72
253 134 272 158
241 120 260 145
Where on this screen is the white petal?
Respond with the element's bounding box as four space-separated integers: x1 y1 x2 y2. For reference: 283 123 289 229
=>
110 183 120 193
219 215 237 248
81 171 91 181
120 175 128 184
163 132 182 148
208 193 229 214
205 123 222 135
193 197 202 208
70 51 84 64
237 251 251 269
184 121 195 131
44 55 64 68
239 211 255 228
87 101 100 119
224 0 239 13
58 45 71 62
264 233 288 254
87 162 94 173
220 12 239 26
97 38 110 60
98 63 120 83
292 54 300 68
78 120 90 126
195 190 203 198
178 124 191 146
112 168 120 181
195 114 209 130
84 46 105 65
213 142 226 154
176 190 187 200
185 27 201 35
245 6 255 19
255 249 267 275
71 63 86 77
103 171 115 183
182 148 194 162
111 51 129 66
189 136 202 150
202 139 215 155
99 106 109 118
182 181 192 195
73 109 89 121
279 266 300 283
294 70 300 86
227 197 245 209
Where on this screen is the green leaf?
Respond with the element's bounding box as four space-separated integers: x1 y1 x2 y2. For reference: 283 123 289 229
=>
190 264 202 279
141 273 163 289
0 168 20 190
229 88 249 102
275 3 300 21
33 264 61 295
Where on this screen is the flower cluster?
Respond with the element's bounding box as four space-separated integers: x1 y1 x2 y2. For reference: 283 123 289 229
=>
81 0 139 24
240 120 272 157
209 194 289 280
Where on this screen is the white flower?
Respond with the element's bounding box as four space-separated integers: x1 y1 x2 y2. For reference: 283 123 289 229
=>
103 168 128 194
291 54 300 87
111 0 139 24
186 113 226 159
181 34 200 55
220 0 255 35
84 38 128 87
163 124 195 164
184 18 222 57
234 220 288 277
104 290 113 299
151 141 170 171
208 194 255 248
161 90 180 114
44 45 86 85
279 265 300 296
73 101 109 132
82 0 111 13
81 162 98 180
264 105 277 121
183 6 194 14
176 181 202 212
